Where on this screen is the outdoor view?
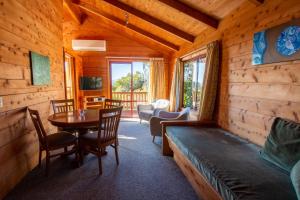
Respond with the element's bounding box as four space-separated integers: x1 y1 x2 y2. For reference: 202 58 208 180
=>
111 62 150 116
183 58 206 110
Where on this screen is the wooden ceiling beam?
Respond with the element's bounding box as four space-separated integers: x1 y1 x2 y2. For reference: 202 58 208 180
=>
157 0 218 29
102 0 195 43
63 0 86 24
77 3 180 51
248 0 264 5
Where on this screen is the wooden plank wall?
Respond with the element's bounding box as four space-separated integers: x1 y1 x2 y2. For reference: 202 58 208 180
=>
0 0 64 198
63 17 170 100
172 0 300 146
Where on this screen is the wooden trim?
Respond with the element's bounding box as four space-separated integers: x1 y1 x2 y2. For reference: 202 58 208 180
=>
157 0 218 29
77 3 180 51
247 0 264 5
102 0 195 43
63 0 85 24
167 135 222 200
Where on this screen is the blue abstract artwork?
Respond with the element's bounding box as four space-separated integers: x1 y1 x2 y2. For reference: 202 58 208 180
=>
252 19 300 65
276 26 300 56
252 31 267 65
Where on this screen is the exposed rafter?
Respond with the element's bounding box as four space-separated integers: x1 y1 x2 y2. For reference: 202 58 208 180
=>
248 0 264 6
76 3 180 51
63 0 86 24
102 0 195 43
158 0 218 29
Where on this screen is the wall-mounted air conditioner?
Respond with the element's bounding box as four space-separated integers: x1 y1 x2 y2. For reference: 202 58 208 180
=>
72 40 106 51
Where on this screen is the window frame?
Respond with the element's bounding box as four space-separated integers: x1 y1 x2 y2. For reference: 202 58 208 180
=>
182 54 206 110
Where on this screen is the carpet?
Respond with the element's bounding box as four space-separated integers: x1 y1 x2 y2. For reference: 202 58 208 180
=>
5 119 199 200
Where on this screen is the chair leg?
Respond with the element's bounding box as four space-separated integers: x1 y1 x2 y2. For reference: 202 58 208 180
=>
45 151 50 176
79 141 84 165
114 143 119 165
38 148 42 168
152 136 155 143
98 150 102 175
140 119 142 124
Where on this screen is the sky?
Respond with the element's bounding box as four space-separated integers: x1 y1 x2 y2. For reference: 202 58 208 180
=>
111 62 146 81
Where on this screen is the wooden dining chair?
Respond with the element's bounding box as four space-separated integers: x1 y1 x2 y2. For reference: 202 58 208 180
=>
51 99 77 133
86 99 122 132
79 106 123 175
51 99 74 114
28 108 79 176
104 98 122 108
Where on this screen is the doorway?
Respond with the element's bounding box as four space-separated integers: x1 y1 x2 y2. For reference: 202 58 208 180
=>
64 53 76 105
110 61 150 117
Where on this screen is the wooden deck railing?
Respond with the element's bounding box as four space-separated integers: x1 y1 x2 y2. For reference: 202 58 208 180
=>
112 92 148 111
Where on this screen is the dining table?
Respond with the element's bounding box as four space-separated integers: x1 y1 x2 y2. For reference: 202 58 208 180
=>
48 109 109 156
48 109 99 134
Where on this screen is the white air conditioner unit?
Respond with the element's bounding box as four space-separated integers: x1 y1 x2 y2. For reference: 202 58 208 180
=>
72 40 106 51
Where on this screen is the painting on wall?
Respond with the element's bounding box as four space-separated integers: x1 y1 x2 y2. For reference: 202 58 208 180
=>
252 19 300 65
30 51 51 85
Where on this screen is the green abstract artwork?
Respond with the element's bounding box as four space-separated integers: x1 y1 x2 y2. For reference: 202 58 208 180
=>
30 51 51 85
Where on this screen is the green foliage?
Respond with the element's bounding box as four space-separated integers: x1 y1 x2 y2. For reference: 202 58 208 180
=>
112 71 147 92
183 64 193 107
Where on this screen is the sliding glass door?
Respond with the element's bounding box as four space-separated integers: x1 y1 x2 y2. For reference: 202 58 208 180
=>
110 61 149 117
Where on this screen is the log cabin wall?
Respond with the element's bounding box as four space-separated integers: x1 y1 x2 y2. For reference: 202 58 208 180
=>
171 0 300 146
0 0 64 198
63 16 169 100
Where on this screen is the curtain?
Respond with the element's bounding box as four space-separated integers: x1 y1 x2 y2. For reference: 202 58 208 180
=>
198 41 220 121
148 58 166 103
169 59 184 112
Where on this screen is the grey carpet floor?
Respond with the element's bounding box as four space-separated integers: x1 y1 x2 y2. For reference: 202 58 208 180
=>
5 119 199 200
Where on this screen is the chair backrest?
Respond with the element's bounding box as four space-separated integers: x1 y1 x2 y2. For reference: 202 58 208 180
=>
28 109 47 146
98 106 123 143
153 99 170 109
104 99 122 109
51 99 74 114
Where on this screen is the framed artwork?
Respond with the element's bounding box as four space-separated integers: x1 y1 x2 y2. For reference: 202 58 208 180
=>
30 51 51 85
252 19 300 65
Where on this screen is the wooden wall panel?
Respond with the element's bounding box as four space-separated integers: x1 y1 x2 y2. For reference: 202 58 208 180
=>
0 0 64 198
63 14 170 100
171 0 300 146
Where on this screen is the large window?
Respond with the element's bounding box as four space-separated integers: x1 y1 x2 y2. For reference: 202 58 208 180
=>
183 57 206 110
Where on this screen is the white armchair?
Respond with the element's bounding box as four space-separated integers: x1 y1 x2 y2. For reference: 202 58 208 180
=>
149 107 190 142
137 99 170 123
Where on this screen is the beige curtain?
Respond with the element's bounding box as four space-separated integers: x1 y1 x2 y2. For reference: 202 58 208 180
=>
148 58 166 103
198 41 220 121
169 59 184 112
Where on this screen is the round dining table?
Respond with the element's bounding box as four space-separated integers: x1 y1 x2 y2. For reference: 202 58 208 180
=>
48 109 99 132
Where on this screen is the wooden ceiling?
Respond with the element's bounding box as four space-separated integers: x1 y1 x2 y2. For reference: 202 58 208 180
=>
63 0 262 55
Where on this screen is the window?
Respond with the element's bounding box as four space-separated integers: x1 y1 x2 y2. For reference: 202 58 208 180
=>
183 56 206 110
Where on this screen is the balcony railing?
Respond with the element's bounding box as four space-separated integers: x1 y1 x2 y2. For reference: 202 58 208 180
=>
112 92 148 111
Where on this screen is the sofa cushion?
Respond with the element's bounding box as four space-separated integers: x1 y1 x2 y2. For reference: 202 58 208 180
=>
260 117 300 172
291 160 300 200
166 126 296 200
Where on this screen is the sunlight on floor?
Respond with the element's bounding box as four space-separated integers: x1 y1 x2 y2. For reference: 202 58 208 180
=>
118 134 137 140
